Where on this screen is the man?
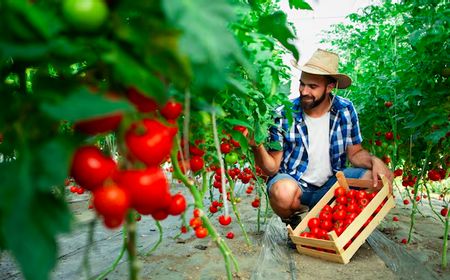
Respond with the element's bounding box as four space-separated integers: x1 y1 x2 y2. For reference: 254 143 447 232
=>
251 49 393 228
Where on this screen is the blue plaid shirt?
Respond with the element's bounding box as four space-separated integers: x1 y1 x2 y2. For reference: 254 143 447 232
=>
269 95 362 185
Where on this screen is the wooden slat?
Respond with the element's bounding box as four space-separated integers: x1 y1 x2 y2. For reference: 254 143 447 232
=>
291 236 337 250
297 246 344 263
346 179 383 189
341 196 395 263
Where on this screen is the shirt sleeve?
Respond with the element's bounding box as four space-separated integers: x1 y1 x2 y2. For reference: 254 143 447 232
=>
348 104 363 145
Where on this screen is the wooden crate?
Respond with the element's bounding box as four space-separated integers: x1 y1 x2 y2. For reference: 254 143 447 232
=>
287 171 395 264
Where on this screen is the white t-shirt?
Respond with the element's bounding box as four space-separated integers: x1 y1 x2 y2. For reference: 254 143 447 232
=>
301 112 333 186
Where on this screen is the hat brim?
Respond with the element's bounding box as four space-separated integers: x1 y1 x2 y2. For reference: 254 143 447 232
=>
300 65 352 89
290 60 352 89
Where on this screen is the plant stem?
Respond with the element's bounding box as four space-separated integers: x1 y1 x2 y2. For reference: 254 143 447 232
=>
224 170 251 246
146 221 163 255
81 219 95 278
170 144 239 279
408 145 431 243
93 230 127 280
126 213 140 280
442 213 449 269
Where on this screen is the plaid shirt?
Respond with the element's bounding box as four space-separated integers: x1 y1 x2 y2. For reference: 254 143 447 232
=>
269 95 362 185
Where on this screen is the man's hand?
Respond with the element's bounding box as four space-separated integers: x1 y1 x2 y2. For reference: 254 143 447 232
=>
242 128 258 148
371 156 394 193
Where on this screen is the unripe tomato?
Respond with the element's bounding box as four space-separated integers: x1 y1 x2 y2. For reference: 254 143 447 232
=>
225 152 238 165
62 0 109 32
70 146 117 191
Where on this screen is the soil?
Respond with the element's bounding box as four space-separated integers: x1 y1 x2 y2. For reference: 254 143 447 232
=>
0 181 449 280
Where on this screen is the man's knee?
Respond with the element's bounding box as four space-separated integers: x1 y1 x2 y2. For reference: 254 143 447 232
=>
269 179 301 209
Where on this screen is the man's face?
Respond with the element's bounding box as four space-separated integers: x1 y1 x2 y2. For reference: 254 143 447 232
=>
299 73 334 110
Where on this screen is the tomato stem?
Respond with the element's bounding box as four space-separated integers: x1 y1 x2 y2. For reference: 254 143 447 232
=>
94 229 127 280
442 212 449 269
146 220 163 255
224 167 251 246
126 212 140 280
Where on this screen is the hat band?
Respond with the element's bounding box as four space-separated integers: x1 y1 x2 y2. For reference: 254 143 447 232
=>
304 63 336 75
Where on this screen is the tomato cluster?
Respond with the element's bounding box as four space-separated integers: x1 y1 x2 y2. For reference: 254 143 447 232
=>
69 89 188 229
300 186 380 242
189 209 209 238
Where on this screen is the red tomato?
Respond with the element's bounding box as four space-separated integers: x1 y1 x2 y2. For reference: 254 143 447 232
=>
189 156 204 173
218 215 232 226
322 205 332 213
233 125 246 133
334 186 347 198
307 217 320 230
189 145 205 156
392 216 399 222
126 87 159 113
193 208 201 218
74 113 123 135
394 168 403 177
209 205 218 213
181 226 188 233
220 143 231 154
168 193 187 216
384 101 393 108
346 189 356 199
441 207 448 217
401 238 407 244
230 138 240 148
103 215 125 229
332 210 346 221
195 227 208 238
385 131 394 141
93 185 129 219
152 209 169 221
403 199 410 205
70 145 117 191
251 199 260 208
346 203 359 213
115 167 170 215
336 195 347 205
358 198 369 208
125 119 177 166
226 231 235 239
355 190 367 200
334 226 345 236
319 210 332 221
320 219 333 232
160 100 183 120
189 217 202 229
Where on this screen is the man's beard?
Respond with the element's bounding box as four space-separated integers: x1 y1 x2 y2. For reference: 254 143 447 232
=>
300 89 327 110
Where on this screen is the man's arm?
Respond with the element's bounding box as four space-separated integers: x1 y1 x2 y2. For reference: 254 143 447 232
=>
347 144 394 190
251 145 283 177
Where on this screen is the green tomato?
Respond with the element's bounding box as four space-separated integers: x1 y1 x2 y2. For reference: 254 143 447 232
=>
62 0 109 32
225 152 238 165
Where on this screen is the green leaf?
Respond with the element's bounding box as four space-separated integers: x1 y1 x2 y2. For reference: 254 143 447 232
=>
35 138 75 191
231 130 249 153
289 0 313 10
40 86 135 122
225 118 251 128
258 12 299 60
102 46 167 104
163 0 245 89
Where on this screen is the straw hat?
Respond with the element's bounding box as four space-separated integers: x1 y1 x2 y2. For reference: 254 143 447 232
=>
296 49 352 89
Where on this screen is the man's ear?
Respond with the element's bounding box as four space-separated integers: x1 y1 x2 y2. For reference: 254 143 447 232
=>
326 82 336 93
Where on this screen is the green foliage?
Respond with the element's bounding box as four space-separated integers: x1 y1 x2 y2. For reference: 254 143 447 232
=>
323 0 449 172
0 0 299 279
